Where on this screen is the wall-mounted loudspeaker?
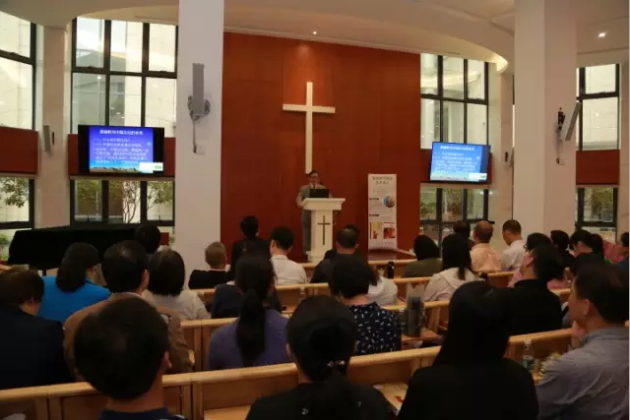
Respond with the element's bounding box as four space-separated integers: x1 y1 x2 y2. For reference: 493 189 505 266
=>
43 124 54 155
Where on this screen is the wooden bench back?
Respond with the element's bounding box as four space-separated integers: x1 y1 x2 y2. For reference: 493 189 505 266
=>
486 271 514 288
300 259 415 279
552 288 571 304
506 328 572 362
0 375 192 420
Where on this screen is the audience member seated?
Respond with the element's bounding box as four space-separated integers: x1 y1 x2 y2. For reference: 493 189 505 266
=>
229 216 270 280
188 242 229 290
502 219 526 271
246 295 389 420
39 243 110 324
424 234 480 302
135 224 162 257
550 230 576 275
329 257 401 355
270 226 307 285
569 230 605 275
143 249 210 320
453 220 475 250
367 273 398 307
403 234 442 278
470 221 502 273
509 233 553 287
0 268 72 390
617 232 629 271
312 228 360 284
208 255 289 370
64 240 191 375
323 224 365 260
398 282 537 420
74 298 184 420
499 243 563 335
537 265 629 420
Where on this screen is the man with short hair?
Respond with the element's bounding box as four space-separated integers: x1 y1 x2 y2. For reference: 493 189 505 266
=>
189 242 229 289
296 170 331 255
74 298 184 420
470 221 502 273
0 269 72 389
617 232 629 272
311 228 360 284
229 216 269 280
269 227 307 285
501 219 526 271
569 230 605 275
536 265 629 420
135 224 162 256
64 240 191 376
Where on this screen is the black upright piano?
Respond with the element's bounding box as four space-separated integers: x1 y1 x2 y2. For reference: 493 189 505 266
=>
8 226 136 270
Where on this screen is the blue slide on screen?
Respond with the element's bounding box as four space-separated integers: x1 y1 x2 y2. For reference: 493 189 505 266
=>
430 143 490 183
88 127 161 174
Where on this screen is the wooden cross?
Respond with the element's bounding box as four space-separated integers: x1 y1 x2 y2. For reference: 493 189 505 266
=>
282 81 336 173
317 215 331 246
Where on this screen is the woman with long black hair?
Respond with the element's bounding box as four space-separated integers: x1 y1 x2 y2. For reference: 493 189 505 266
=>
398 282 537 420
208 254 289 370
38 243 110 324
246 295 389 420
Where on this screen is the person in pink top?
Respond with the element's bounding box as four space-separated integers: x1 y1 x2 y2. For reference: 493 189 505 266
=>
470 221 502 274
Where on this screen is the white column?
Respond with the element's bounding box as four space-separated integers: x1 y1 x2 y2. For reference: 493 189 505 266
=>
513 0 577 234
618 62 629 234
175 0 224 272
488 65 514 250
35 26 71 228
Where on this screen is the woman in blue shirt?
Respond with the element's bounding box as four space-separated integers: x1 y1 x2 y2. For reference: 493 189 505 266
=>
39 243 110 324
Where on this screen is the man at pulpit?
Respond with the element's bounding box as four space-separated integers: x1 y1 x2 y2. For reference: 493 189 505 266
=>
296 170 332 254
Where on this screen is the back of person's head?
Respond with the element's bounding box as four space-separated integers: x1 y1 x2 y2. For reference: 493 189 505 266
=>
435 281 509 365
525 233 552 251
0 268 44 311
569 229 596 253
441 234 472 280
134 224 162 255
502 219 522 235
570 265 628 326
473 221 494 244
205 242 226 268
550 230 571 252
270 226 294 252
621 232 629 249
147 249 185 297
102 240 149 293
453 221 471 239
591 234 604 254
413 235 440 261
74 298 170 401
56 243 100 293
329 256 374 300
336 228 358 250
527 244 565 282
240 216 259 240
344 224 359 236
234 255 275 366
287 296 360 420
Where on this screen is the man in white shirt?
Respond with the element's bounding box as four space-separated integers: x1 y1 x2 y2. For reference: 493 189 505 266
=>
501 219 526 271
269 226 307 285
470 221 502 273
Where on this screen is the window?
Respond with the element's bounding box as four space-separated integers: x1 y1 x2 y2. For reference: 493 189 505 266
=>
576 187 617 242
0 177 35 260
70 180 174 228
0 12 36 130
420 53 489 149
420 185 489 245
576 64 619 150
71 19 177 133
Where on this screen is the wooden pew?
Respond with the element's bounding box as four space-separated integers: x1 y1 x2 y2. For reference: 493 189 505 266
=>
301 259 416 279
506 328 572 362
486 271 514 288
552 288 571 304
193 347 440 419
0 374 193 420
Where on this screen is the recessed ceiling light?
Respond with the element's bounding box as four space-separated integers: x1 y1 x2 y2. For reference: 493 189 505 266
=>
598 32 607 38
312 31 317 35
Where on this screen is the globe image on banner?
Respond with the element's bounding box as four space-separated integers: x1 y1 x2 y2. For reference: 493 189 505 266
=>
383 195 396 208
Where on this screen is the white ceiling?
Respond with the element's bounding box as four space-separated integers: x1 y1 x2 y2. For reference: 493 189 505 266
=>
1 0 627 68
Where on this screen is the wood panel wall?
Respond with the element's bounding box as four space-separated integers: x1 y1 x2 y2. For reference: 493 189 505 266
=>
221 33 422 255
0 126 38 174
576 150 620 185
